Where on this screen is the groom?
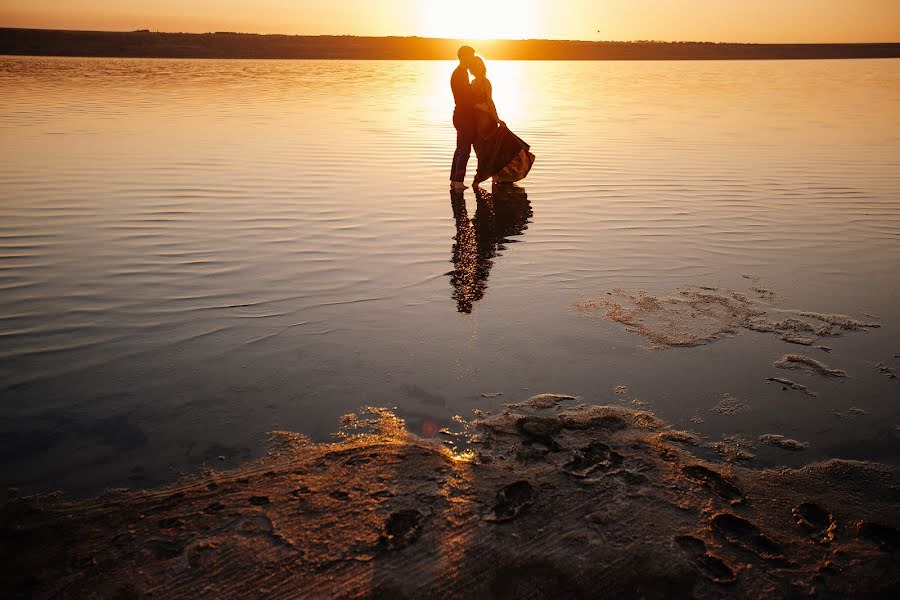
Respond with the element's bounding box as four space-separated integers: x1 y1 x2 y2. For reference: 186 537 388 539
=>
450 46 476 190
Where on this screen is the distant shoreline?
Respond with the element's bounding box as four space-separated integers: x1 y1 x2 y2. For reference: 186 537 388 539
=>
2 28 899 60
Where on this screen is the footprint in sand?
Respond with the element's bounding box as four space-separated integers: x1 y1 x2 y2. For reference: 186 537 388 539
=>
681 465 744 505
711 513 785 563
856 521 900 553
380 509 424 550
563 442 624 478
610 469 649 486
515 416 563 444
489 480 535 522
674 535 736 585
792 502 836 545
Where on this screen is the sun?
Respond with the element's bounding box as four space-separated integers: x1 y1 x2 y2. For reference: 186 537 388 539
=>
418 0 540 40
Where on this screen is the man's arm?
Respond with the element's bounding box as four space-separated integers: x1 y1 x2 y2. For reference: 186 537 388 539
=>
452 68 473 107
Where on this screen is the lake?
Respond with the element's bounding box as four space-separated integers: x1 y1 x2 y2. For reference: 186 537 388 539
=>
1 57 899 497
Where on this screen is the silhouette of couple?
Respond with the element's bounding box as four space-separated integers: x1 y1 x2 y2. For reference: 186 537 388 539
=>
450 46 535 190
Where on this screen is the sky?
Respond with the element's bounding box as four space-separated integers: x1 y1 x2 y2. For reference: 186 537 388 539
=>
1 0 899 43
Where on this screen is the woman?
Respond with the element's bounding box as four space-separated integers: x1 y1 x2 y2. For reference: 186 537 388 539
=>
469 57 536 187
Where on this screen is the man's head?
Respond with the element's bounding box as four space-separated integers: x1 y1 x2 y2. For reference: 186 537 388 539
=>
458 46 476 67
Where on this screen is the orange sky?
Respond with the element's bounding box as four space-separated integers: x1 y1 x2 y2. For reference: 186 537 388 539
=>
1 0 899 43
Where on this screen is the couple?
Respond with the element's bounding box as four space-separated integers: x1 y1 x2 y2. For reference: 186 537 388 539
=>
450 46 535 191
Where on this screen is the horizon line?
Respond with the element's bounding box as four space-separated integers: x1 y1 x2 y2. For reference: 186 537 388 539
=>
3 26 899 46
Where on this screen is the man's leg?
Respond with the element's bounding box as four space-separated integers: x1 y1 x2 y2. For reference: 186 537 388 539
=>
450 119 473 183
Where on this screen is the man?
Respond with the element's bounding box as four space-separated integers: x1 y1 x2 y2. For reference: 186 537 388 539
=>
450 46 476 190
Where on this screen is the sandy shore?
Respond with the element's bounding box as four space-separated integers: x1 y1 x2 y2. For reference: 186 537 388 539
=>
2 394 898 598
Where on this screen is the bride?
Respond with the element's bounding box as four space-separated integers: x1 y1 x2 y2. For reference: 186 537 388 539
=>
469 56 536 187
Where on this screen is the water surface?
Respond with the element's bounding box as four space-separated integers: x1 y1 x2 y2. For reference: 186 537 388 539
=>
1 57 899 496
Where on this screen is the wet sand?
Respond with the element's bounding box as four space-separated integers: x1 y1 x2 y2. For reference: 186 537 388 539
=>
3 394 898 598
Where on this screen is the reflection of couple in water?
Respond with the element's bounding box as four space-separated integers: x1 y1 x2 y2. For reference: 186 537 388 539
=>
448 186 532 313
450 46 535 190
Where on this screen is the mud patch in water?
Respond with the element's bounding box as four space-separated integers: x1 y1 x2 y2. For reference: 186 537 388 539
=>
759 434 809 452
773 354 848 378
711 393 746 415
577 286 879 349
708 434 756 463
876 362 899 381
765 377 818 397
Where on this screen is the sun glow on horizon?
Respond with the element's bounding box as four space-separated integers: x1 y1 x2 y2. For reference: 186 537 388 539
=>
418 0 541 40
0 0 897 43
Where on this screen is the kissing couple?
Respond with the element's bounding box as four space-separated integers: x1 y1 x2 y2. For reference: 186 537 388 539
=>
450 46 535 191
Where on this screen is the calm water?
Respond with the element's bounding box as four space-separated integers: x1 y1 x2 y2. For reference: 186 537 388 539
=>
1 57 899 496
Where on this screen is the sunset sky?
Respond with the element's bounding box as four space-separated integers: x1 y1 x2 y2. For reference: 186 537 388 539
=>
1 0 899 43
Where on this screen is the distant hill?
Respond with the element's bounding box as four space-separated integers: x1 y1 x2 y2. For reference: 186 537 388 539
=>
1 28 899 60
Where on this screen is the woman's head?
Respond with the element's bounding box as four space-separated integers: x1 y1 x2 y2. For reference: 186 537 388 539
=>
470 56 486 78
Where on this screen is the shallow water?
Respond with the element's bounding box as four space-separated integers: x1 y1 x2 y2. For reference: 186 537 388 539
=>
1 57 899 496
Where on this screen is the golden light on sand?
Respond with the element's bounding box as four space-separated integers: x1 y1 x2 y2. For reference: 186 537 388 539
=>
418 0 540 40
449 449 476 463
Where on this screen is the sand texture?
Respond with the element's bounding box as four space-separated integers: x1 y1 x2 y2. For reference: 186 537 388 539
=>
2 395 898 599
